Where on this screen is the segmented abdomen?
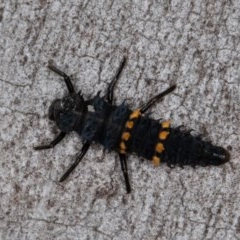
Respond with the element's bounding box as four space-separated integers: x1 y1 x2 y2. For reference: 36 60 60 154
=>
163 128 229 167
115 108 229 167
79 96 229 167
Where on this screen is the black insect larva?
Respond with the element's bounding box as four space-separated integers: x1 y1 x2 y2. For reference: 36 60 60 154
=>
34 58 230 193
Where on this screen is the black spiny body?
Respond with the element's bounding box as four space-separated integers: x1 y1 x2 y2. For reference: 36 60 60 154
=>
34 58 230 193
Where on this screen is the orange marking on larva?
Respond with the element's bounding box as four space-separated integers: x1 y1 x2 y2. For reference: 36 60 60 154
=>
120 149 126 154
130 109 141 119
122 132 131 141
152 156 160 166
120 141 126 150
159 131 170 140
162 120 171 129
156 143 165 153
126 121 134 129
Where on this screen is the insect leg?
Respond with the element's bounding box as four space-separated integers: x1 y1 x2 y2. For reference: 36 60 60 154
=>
59 141 91 182
34 132 66 150
119 153 131 193
48 65 75 93
105 57 126 104
140 85 176 113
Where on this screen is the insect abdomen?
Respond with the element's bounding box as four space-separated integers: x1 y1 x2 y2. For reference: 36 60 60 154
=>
163 128 230 167
127 117 162 160
116 111 229 167
78 97 229 168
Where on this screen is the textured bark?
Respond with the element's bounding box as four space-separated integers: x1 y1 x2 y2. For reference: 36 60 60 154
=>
0 1 239 240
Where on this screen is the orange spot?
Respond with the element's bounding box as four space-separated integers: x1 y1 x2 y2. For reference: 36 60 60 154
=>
120 141 126 150
162 120 171 129
122 132 131 141
130 109 141 119
156 143 165 153
152 156 160 166
159 131 170 140
126 121 134 129
120 149 126 154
